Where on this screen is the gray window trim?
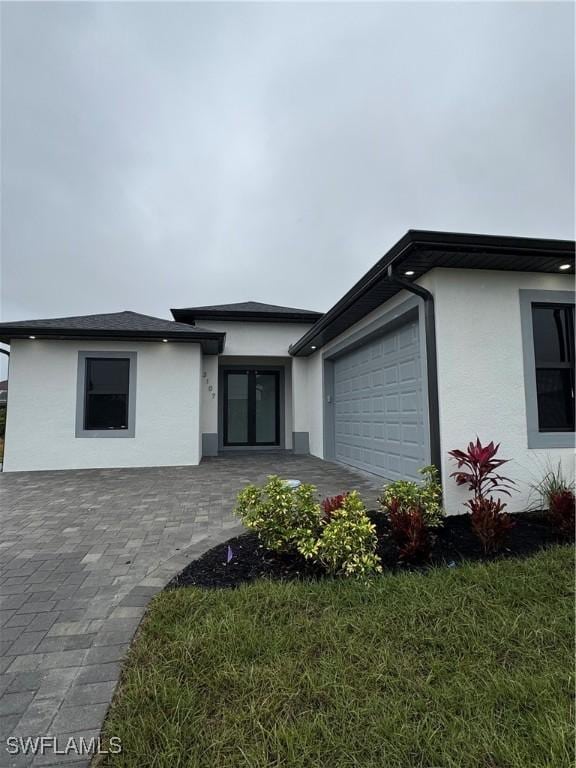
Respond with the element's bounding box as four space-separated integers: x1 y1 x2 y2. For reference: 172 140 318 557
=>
519 289 575 449
322 295 430 465
76 351 137 438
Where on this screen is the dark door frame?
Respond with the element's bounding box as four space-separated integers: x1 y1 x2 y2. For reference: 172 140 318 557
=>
222 367 282 448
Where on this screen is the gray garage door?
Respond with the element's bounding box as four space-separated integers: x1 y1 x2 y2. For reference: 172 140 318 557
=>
333 319 426 481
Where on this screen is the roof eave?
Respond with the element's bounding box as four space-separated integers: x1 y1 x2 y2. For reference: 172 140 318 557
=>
0 329 226 354
289 230 575 357
171 308 323 324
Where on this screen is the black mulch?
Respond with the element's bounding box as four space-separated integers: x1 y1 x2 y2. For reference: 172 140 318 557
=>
168 510 573 590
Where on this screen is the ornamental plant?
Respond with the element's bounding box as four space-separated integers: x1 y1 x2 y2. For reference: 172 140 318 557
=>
321 493 348 521
386 501 431 562
448 438 515 499
530 462 575 537
548 490 576 537
378 465 444 528
235 479 381 578
302 491 381 578
466 496 514 553
449 438 516 553
234 476 322 552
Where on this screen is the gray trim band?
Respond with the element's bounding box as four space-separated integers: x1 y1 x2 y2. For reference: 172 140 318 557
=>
75 351 137 438
202 433 218 457
519 289 575 449
292 431 310 454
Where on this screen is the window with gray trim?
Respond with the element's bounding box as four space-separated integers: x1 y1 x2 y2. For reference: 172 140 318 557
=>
532 304 574 432
519 290 575 449
76 351 137 438
84 358 130 430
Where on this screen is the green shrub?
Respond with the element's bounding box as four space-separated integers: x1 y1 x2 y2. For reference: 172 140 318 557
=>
300 491 382 578
234 475 322 552
378 465 444 528
235 480 381 578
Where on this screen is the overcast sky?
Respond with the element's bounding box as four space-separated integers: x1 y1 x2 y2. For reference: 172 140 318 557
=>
1 1 574 342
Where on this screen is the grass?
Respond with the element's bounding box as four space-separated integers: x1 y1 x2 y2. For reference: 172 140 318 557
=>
102 546 574 768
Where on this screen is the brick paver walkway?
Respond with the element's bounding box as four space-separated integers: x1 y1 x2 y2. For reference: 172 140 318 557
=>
0 454 382 767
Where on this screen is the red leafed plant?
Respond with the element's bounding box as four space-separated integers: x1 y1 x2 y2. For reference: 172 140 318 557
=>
449 438 515 499
321 493 348 521
548 490 575 537
466 496 515 554
387 501 431 562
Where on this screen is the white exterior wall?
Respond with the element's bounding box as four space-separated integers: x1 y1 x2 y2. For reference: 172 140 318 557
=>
200 354 219 437
307 353 323 457
291 357 310 434
200 321 313 357
305 268 574 514
433 269 574 514
4 339 202 471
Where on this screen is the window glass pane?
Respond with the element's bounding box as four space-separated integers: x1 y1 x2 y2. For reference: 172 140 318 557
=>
85 394 128 430
84 358 130 430
532 306 572 364
227 373 248 443
86 359 130 394
536 369 575 431
255 374 277 444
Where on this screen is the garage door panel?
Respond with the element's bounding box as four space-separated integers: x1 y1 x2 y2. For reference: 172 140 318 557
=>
333 319 426 481
399 360 418 381
385 394 399 413
400 392 420 412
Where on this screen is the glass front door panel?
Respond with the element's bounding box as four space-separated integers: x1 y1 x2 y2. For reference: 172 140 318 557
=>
255 373 278 444
224 370 279 446
226 373 249 444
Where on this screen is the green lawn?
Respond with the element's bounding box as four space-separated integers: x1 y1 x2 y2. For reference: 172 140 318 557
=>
102 546 574 768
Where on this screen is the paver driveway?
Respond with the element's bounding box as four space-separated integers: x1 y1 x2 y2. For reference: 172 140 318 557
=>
0 454 382 767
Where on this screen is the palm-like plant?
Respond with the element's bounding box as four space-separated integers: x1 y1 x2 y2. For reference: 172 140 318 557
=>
448 438 515 499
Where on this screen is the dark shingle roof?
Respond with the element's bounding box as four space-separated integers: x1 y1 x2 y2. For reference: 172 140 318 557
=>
0 311 225 354
0 311 199 333
172 301 323 324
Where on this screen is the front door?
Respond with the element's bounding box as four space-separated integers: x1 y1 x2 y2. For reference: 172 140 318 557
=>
223 370 280 446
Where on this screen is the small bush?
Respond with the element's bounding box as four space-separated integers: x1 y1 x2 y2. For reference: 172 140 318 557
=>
321 493 348 519
387 502 431 562
548 490 575 537
530 463 575 537
234 476 321 552
467 496 514 554
378 465 444 528
235 480 380 578
306 491 382 578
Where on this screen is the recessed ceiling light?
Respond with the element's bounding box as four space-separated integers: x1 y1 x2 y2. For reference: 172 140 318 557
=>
29 335 36 340
404 270 415 277
162 338 168 343
311 345 317 350
559 264 571 271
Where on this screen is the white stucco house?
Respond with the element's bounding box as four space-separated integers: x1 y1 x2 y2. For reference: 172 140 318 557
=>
1 230 574 514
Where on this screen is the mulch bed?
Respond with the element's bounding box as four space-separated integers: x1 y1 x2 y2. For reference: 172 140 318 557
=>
168 510 573 590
